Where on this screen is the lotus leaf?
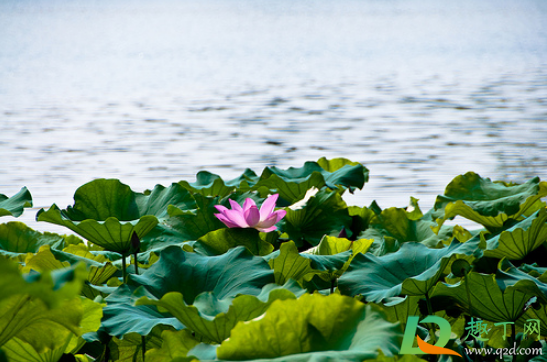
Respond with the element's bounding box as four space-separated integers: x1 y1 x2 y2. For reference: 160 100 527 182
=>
338 241 481 302
108 328 164 362
496 259 547 304
166 194 226 241
253 157 369 204
2 297 103 362
129 245 273 301
37 204 157 254
481 208 547 260
0 187 32 218
179 171 236 198
178 170 261 198
432 272 539 322
194 228 274 256
0 259 86 352
278 188 351 247
0 222 71 258
214 293 401 361
266 241 318 285
373 207 456 247
37 179 196 253
434 172 547 231
375 296 421 331
100 285 184 339
145 329 200 362
137 280 305 343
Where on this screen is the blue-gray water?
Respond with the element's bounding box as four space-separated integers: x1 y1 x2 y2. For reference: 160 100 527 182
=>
1 0 546 233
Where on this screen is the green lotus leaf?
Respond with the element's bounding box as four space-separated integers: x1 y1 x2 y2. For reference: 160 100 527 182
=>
62 179 195 221
136 222 194 254
128 245 274 305
0 221 75 258
347 205 376 238
145 329 200 362
306 235 374 256
266 241 318 285
374 296 421 331
267 238 371 289
37 179 197 253
214 293 401 362
21 245 70 273
1 337 68 362
496 259 547 304
108 328 164 362
43 244 120 298
0 259 86 352
137 280 305 344
37 204 158 254
253 157 369 204
21 244 113 299
194 228 274 256
0 256 85 309
432 272 539 322
2 297 103 362
0 187 32 218
434 172 547 231
480 208 547 260
277 188 351 247
369 205 455 248
316 157 370 193
516 303 547 339
100 284 184 339
338 241 481 302
166 194 226 241
102 245 277 342
179 168 260 197
178 172 236 198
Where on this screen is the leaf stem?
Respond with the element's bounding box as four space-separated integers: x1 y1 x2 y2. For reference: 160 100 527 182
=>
121 254 127 284
464 270 473 318
425 292 437 344
133 251 139 275
142 335 146 361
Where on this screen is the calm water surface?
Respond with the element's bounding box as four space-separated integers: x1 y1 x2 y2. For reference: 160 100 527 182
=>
1 0 546 233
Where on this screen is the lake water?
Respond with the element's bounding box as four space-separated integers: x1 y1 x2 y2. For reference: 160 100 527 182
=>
1 0 546 233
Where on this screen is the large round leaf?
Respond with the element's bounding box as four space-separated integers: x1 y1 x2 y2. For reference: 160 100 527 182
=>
101 246 278 340
277 188 351 247
482 208 547 260
194 228 274 256
338 241 481 302
253 158 369 204
36 180 197 253
432 272 538 323
100 284 184 339
0 259 87 352
128 246 274 304
213 293 401 362
434 172 547 231
137 281 305 343
0 222 69 258
0 187 32 218
37 205 157 254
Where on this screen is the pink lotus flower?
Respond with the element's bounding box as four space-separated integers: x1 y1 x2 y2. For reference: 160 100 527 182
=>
214 194 286 232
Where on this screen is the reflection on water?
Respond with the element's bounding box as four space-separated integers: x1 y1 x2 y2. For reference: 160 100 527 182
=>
0 0 546 233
